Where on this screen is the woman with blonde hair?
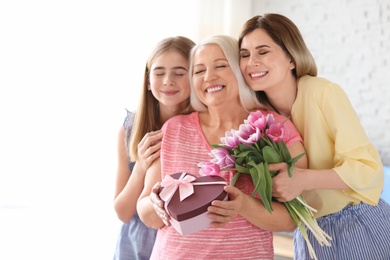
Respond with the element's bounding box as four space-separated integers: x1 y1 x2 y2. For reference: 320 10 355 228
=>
239 13 390 259
113 36 195 260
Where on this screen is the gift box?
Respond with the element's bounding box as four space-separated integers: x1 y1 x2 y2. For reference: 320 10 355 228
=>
159 172 228 236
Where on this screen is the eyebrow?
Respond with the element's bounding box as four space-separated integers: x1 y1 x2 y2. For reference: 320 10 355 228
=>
240 44 270 51
193 58 228 67
152 66 188 71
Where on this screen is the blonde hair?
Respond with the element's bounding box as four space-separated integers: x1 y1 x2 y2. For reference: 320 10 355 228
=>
188 35 261 112
128 36 195 160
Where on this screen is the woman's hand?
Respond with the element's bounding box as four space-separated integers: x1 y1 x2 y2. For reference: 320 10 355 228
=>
271 163 349 201
269 162 305 202
210 184 297 231
206 185 246 228
150 181 170 227
137 130 163 173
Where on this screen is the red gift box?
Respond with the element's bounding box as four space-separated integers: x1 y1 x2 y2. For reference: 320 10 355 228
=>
159 172 228 235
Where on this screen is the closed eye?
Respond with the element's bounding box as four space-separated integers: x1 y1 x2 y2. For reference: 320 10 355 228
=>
240 51 250 58
194 69 205 75
153 68 165 76
173 68 188 76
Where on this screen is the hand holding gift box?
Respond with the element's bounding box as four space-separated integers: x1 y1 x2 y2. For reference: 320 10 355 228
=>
159 172 228 235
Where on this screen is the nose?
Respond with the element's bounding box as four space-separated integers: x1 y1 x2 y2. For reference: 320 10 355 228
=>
204 68 217 82
248 55 260 67
163 76 174 86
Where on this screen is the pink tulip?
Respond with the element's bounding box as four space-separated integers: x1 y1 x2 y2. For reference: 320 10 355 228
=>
266 113 275 126
220 130 240 149
197 162 221 176
210 148 236 168
247 110 267 130
266 122 284 142
236 123 261 145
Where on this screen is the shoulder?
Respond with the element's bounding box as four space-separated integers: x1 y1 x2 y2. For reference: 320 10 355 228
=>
261 110 294 129
260 109 299 134
123 110 135 149
298 75 333 87
298 75 346 98
123 109 136 130
162 112 198 130
256 110 302 147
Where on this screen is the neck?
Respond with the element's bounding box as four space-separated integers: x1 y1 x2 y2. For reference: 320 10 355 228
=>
200 105 249 144
159 102 190 125
266 77 297 118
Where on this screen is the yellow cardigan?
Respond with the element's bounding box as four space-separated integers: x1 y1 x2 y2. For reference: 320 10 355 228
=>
292 75 384 218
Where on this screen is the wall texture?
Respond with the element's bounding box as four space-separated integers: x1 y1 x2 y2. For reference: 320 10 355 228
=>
251 0 390 165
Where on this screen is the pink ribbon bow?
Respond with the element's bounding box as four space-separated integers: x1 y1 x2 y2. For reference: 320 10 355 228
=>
160 172 196 203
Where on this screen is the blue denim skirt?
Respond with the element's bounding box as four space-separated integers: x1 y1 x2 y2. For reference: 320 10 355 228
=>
113 212 157 260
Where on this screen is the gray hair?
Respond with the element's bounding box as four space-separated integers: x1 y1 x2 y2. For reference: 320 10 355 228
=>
189 35 260 112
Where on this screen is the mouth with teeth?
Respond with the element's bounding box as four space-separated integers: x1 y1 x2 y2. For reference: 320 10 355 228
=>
206 85 224 93
249 71 267 79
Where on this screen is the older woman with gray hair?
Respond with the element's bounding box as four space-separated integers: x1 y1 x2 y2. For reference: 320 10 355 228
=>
137 35 307 259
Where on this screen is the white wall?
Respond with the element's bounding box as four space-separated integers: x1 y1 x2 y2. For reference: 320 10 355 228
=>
251 0 390 165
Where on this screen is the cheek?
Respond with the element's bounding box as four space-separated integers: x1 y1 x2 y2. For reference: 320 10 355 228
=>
181 82 191 98
239 60 246 72
176 76 190 91
239 61 250 80
192 80 204 99
192 77 203 91
148 80 162 98
148 77 160 90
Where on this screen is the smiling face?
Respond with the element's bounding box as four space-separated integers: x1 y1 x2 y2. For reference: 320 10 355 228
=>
149 50 190 110
239 28 295 94
191 44 240 109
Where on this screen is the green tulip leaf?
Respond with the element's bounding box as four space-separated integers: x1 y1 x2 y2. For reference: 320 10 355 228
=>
262 146 282 163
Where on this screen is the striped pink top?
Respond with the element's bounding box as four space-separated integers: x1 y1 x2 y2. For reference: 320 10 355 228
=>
151 111 302 260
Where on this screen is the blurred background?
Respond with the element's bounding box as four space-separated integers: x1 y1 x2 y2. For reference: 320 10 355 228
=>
0 0 389 259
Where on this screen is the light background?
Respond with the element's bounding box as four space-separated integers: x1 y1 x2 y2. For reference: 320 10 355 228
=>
0 1 200 259
0 1 389 259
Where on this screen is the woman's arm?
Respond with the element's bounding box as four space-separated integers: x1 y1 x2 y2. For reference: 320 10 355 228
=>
137 157 166 229
113 127 136 222
113 128 162 223
278 81 383 204
208 186 297 232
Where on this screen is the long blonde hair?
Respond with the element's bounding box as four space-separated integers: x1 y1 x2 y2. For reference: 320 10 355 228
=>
128 36 195 161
